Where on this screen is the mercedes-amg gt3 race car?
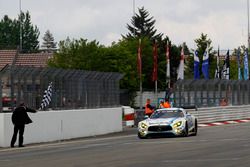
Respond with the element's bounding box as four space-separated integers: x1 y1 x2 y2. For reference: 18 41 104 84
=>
138 108 198 139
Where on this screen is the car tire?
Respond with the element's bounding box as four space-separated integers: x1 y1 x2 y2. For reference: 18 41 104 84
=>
138 132 147 139
193 119 198 136
183 122 189 137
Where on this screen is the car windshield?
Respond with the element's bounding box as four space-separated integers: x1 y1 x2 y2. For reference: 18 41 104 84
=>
150 110 184 119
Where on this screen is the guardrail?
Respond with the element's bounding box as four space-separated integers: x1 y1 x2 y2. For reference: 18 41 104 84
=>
132 105 250 126
187 105 250 123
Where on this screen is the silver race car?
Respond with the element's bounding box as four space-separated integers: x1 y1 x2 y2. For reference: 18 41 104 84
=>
138 108 198 139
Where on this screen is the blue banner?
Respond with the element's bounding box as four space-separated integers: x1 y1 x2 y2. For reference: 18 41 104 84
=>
202 47 209 79
244 49 249 80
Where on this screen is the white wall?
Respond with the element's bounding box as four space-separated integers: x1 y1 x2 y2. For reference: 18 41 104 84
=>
0 107 122 147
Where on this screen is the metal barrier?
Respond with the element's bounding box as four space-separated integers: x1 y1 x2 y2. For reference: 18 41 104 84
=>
187 105 250 123
0 65 123 111
173 79 250 107
132 105 250 126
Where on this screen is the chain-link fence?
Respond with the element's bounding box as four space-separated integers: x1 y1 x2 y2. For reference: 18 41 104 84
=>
173 79 250 107
0 65 123 112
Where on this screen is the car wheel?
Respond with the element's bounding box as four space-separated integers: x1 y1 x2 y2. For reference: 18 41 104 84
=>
138 132 147 139
183 122 189 137
193 119 198 136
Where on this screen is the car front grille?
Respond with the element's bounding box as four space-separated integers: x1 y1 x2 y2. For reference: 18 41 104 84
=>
148 125 172 132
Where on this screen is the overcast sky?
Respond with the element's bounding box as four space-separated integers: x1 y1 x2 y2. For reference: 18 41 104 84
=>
0 0 249 50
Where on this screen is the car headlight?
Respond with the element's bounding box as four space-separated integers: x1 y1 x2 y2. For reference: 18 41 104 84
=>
173 121 182 128
140 122 148 129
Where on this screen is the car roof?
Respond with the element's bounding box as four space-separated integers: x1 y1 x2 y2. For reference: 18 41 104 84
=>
156 108 184 111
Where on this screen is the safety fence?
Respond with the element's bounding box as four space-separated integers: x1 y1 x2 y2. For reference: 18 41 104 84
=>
173 79 250 107
0 65 123 112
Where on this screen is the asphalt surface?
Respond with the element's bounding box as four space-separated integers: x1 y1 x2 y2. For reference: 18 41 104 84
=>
0 123 250 167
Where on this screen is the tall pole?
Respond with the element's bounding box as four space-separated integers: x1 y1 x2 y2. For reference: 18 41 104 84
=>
134 0 142 109
153 40 158 105
19 0 22 52
166 40 170 89
248 0 250 49
166 41 168 88
133 0 136 37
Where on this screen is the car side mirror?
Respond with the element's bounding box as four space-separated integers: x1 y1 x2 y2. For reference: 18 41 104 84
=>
144 115 149 119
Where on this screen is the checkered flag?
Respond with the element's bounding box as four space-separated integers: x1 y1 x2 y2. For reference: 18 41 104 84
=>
40 82 52 110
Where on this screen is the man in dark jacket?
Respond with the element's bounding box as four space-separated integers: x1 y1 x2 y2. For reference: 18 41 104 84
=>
10 102 37 148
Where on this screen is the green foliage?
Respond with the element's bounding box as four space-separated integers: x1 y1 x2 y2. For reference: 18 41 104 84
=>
48 38 102 70
0 15 19 49
229 59 238 80
0 11 40 52
231 45 248 80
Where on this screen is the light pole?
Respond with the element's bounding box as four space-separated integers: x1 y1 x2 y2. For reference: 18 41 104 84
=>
248 0 250 49
19 0 22 52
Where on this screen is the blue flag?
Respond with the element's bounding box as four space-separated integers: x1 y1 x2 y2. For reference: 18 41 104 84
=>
202 46 209 79
237 48 242 80
244 49 249 80
194 50 200 79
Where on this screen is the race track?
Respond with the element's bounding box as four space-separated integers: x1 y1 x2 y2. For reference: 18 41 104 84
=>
0 122 250 167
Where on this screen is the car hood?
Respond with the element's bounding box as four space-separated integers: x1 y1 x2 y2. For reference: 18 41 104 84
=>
145 117 182 125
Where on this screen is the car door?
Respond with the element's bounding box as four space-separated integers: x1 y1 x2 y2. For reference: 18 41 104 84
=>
186 111 194 129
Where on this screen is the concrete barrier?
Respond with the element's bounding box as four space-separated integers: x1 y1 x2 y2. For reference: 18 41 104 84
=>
0 107 122 147
122 106 135 127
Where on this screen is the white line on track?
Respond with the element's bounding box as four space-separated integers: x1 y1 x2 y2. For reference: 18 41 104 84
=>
0 134 137 152
162 158 241 163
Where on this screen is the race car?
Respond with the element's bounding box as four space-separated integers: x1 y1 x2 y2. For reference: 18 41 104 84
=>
137 108 198 139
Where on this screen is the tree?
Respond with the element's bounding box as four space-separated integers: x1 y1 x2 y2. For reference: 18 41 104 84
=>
231 45 247 80
41 30 57 53
0 15 19 49
48 38 103 70
48 37 140 106
20 11 40 53
123 7 163 41
0 11 40 52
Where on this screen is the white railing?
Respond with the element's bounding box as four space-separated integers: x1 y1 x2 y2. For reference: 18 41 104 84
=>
187 105 250 123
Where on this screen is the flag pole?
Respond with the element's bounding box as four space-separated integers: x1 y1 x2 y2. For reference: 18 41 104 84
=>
133 0 142 109
166 40 170 89
138 39 143 109
140 75 142 109
154 40 158 105
155 79 157 105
